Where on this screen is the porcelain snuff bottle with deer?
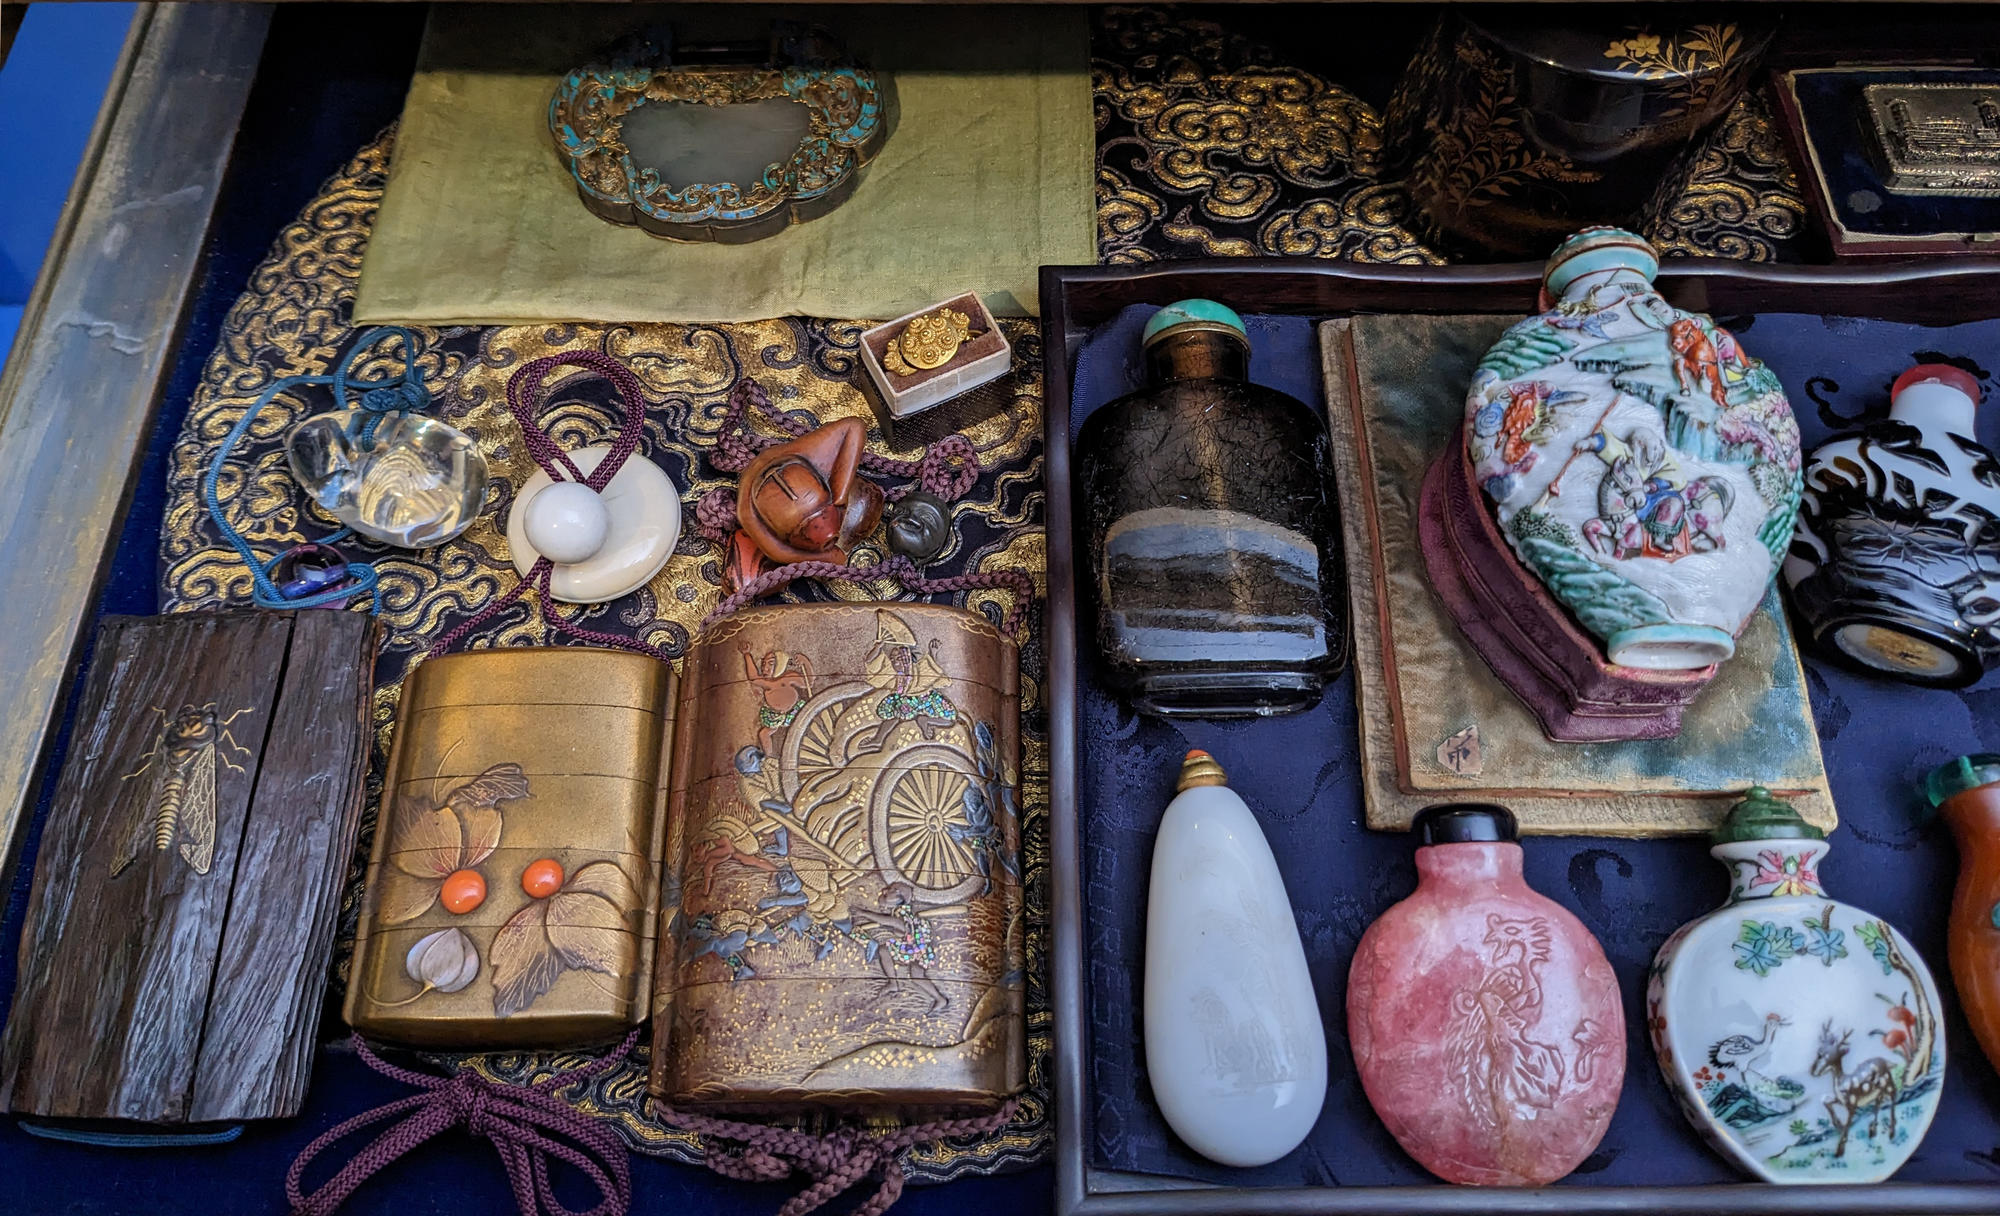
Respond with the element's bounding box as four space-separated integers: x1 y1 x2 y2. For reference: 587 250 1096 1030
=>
1648 788 1943 1183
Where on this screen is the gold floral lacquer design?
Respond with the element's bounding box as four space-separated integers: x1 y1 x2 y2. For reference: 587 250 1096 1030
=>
347 644 672 1049
1603 24 1748 116
1379 12 1779 259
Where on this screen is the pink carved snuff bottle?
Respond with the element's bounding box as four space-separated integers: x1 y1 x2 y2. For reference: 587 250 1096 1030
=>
1347 804 1625 1185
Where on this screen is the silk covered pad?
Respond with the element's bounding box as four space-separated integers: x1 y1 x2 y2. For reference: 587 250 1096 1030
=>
355 4 1094 324
1323 314 1834 834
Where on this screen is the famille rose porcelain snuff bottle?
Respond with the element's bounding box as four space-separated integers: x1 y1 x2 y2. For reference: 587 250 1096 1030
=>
1144 750 1325 1166
1346 804 1624 1186
1927 754 2000 1076
1786 364 2000 688
1078 300 1346 719
1649 788 1943 1183
1464 228 1802 672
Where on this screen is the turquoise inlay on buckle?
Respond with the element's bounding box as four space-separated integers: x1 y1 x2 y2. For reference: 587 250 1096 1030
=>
548 22 888 244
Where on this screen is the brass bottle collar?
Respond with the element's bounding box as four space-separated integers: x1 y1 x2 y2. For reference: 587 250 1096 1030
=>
1176 749 1228 791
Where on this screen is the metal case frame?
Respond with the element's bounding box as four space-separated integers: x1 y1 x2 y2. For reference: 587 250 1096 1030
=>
0 3 270 886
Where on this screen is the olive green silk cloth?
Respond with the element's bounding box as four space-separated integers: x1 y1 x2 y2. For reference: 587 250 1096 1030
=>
355 4 1095 324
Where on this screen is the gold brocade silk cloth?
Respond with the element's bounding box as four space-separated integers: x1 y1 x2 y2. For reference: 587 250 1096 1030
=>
160 8 1811 1183
162 133 1049 1178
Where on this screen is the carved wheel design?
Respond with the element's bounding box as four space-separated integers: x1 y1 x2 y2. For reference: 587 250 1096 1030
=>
869 743 985 905
779 681 873 804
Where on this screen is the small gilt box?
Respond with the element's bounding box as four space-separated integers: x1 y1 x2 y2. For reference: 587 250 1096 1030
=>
346 648 676 1049
650 603 1026 1114
1863 81 2000 197
859 293 1014 446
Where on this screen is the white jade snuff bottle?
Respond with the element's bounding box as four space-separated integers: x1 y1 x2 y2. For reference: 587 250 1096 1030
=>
1144 750 1325 1167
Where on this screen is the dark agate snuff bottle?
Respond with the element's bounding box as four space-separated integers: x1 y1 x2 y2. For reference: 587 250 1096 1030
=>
1078 300 1345 717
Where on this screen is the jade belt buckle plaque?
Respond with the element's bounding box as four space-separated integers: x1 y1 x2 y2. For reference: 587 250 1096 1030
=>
549 23 889 243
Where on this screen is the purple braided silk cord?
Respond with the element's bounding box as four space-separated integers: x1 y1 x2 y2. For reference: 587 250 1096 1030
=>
286 1032 638 1216
427 351 670 662
648 1096 1020 1216
696 380 1028 637
711 381 981 504
702 556 1032 640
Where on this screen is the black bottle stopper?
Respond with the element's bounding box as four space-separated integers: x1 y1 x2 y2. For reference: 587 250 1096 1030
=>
1414 803 1519 845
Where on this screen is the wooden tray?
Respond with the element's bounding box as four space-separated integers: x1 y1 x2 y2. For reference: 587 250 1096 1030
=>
1039 256 2000 1216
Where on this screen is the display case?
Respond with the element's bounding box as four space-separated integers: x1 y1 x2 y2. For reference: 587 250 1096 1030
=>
8 5 2000 1216
1042 255 2000 1215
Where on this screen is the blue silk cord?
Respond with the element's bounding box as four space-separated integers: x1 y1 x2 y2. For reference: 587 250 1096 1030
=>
200 326 433 614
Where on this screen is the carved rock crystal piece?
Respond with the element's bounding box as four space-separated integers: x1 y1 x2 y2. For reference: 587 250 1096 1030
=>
1348 804 1624 1185
1144 751 1325 1167
287 410 488 549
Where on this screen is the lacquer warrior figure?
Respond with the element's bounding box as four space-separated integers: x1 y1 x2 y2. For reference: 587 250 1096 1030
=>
742 643 813 754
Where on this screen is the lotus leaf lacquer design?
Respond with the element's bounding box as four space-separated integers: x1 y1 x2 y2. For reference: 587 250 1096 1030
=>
549 25 888 243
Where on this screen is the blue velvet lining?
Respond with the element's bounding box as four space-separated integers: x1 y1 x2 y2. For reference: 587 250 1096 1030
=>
1075 304 2000 1189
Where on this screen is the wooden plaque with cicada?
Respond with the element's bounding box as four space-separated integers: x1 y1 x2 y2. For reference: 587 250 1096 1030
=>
650 603 1026 1114
0 610 379 1123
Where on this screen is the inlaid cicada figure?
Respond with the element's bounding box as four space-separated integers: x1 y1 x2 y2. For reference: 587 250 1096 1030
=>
112 702 254 877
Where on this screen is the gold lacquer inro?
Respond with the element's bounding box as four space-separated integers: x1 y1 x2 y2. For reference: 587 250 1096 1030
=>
650 603 1026 1114
347 648 676 1048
